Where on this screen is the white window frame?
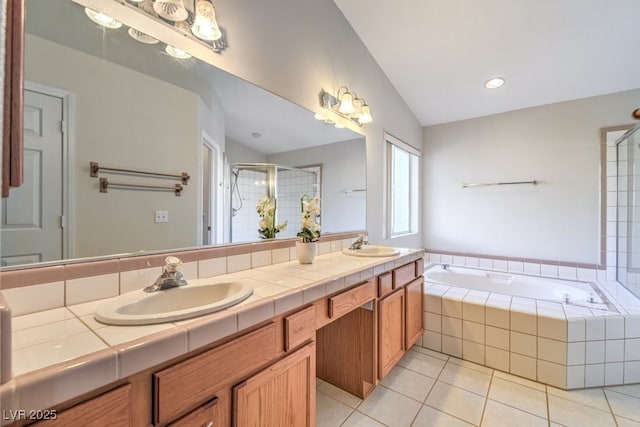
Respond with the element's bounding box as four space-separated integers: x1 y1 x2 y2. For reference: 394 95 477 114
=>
385 132 420 238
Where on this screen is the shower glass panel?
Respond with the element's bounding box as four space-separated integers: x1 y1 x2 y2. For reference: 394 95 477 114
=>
229 163 319 242
617 124 640 298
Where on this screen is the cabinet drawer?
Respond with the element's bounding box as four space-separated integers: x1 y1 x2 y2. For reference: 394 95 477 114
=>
284 305 316 351
328 280 375 319
32 384 131 427
168 398 217 427
154 323 277 425
378 272 393 298
393 262 417 288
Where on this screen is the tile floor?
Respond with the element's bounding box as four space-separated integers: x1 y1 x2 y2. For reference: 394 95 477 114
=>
316 346 640 427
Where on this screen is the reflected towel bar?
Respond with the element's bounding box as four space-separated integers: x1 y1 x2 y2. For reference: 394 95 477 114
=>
343 188 366 193
90 162 190 184
99 178 183 196
462 180 537 188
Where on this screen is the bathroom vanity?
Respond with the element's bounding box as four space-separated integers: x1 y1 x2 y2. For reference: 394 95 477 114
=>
1 245 424 426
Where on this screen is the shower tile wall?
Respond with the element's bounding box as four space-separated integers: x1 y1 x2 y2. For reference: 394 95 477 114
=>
231 170 268 242
276 168 318 239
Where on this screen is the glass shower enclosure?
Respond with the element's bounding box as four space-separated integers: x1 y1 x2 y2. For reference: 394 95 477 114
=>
616 124 640 298
228 163 320 242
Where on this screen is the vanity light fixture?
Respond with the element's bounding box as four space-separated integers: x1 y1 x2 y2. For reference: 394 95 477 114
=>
84 8 123 29
128 28 159 44
153 0 189 22
318 86 374 128
484 77 505 89
191 0 222 41
165 45 192 59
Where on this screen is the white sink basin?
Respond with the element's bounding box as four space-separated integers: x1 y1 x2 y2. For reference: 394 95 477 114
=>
342 245 400 257
94 280 253 325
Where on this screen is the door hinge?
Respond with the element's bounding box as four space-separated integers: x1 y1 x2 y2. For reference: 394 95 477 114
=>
60 215 65 229
59 120 65 134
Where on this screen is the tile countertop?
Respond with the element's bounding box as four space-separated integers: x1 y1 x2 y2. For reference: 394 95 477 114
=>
1 248 424 414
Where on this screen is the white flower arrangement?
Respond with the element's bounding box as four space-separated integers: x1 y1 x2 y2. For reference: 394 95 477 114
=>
256 196 287 239
297 194 321 243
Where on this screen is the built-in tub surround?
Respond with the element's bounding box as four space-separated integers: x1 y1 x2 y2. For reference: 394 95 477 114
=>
421 256 640 390
0 232 424 418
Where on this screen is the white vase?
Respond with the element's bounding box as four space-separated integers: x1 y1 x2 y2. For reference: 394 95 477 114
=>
296 241 317 264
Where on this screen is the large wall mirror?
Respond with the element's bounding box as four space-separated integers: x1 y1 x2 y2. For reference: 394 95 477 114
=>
0 0 366 268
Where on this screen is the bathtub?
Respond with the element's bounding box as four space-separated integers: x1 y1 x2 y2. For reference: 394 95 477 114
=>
419 264 625 389
425 265 605 306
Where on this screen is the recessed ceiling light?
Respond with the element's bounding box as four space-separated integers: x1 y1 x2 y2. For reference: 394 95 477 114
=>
484 77 505 89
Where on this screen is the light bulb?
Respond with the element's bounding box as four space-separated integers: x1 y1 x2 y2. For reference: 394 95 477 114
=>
358 105 372 124
84 8 122 29
191 0 222 41
165 45 192 59
338 91 354 114
484 77 505 89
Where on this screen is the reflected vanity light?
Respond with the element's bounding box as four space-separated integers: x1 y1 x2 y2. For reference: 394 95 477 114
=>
128 28 159 44
84 8 123 29
317 87 373 128
153 0 189 22
191 0 222 41
83 0 227 56
165 44 192 59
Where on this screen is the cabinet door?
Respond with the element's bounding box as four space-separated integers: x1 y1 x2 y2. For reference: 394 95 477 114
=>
168 398 217 427
234 342 316 427
378 289 405 379
405 277 424 349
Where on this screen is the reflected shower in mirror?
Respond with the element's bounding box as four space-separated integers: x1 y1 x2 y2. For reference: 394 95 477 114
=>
0 0 366 268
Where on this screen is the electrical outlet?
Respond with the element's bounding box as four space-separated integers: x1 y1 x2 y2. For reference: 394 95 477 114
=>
155 210 169 223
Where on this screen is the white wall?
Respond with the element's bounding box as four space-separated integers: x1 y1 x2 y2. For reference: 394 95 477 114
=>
423 89 640 263
211 0 423 247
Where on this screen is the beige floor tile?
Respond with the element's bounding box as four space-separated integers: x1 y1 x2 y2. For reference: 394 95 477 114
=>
488 377 547 418
397 349 447 379
492 369 546 392
381 365 436 402
341 411 386 427
439 362 492 396
607 384 640 399
411 405 474 426
410 345 450 361
604 389 640 422
357 385 422 427
316 393 353 427
548 394 617 427
318 381 363 409
616 416 640 427
481 400 548 427
424 381 486 425
547 386 610 412
448 356 494 375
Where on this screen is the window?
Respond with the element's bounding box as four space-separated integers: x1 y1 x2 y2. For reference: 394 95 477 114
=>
386 133 419 237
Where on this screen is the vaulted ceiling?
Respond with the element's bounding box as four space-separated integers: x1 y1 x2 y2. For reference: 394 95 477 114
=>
334 0 640 126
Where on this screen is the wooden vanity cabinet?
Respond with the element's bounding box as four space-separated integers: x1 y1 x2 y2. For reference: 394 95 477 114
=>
31 384 132 427
233 342 316 427
377 261 424 380
378 288 405 379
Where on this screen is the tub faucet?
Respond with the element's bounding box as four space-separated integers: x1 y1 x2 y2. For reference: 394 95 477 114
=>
442 264 450 270
348 234 368 250
144 256 188 292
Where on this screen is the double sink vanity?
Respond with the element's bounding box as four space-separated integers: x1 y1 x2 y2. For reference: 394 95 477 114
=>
0 239 424 426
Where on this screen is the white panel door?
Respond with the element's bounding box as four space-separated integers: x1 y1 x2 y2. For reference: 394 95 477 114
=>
1 89 64 266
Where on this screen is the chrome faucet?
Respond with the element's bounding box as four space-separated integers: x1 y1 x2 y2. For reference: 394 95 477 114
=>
348 234 368 250
144 256 188 292
442 264 450 270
